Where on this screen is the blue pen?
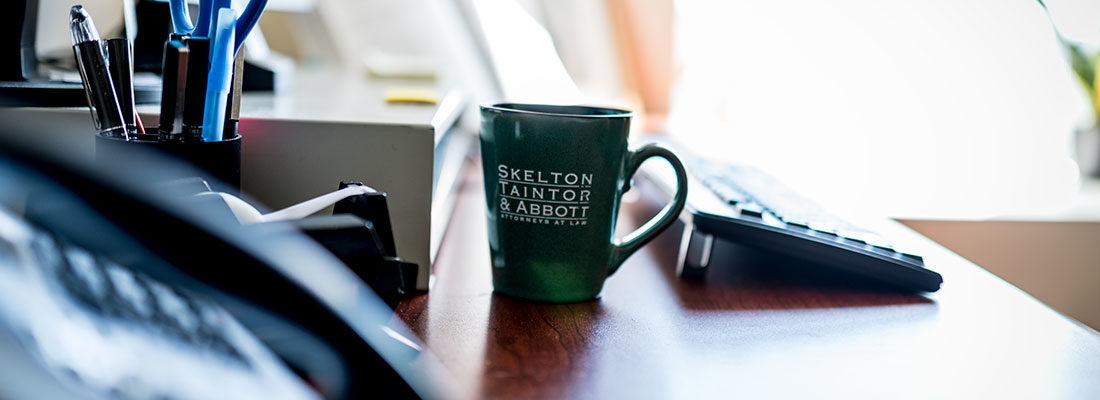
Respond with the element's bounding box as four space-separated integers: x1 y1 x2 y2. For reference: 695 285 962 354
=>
193 0 213 38
168 0 194 35
209 0 232 38
201 7 236 142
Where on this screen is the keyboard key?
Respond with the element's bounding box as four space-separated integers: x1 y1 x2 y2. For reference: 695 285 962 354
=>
104 263 156 319
871 245 896 256
862 235 894 250
57 245 114 314
739 203 764 218
900 252 924 264
837 228 879 245
844 237 868 245
808 221 837 234
64 247 107 298
30 233 64 272
871 240 897 250
726 189 750 205
148 282 201 338
786 221 810 229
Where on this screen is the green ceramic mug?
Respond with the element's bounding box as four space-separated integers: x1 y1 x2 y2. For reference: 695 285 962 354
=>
479 103 688 303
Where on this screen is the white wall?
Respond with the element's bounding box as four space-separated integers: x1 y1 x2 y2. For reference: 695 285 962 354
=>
37 0 126 60
670 0 1089 221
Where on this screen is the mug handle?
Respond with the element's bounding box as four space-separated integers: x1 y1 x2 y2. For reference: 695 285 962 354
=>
608 143 689 276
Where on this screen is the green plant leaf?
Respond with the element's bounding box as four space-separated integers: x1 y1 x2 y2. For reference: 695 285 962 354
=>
1036 0 1098 120
1067 42 1096 94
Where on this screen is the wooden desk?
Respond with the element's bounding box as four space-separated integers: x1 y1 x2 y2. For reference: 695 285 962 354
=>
396 169 1100 399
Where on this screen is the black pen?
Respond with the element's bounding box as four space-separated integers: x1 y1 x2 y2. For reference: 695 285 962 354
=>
158 38 190 140
105 38 139 134
69 5 127 139
181 37 211 141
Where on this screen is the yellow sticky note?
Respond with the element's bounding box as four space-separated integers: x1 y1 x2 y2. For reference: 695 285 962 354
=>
385 88 439 105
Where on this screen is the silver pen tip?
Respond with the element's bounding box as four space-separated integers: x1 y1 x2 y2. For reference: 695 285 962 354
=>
69 5 100 45
70 5 87 22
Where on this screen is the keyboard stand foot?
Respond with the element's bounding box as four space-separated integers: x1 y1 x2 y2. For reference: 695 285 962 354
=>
677 224 713 279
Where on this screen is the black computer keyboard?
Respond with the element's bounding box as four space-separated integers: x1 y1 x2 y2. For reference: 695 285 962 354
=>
641 144 943 292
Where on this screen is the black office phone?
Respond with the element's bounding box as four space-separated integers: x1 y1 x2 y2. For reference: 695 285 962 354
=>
0 127 449 399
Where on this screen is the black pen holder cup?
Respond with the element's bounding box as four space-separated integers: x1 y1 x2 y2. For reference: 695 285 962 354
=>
95 130 241 194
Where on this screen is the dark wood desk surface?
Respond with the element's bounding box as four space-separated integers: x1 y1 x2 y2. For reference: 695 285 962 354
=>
396 169 1100 399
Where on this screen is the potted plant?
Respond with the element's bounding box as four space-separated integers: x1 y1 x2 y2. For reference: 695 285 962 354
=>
1038 0 1100 176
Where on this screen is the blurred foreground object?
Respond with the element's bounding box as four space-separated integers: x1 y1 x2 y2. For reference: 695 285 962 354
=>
0 121 451 399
